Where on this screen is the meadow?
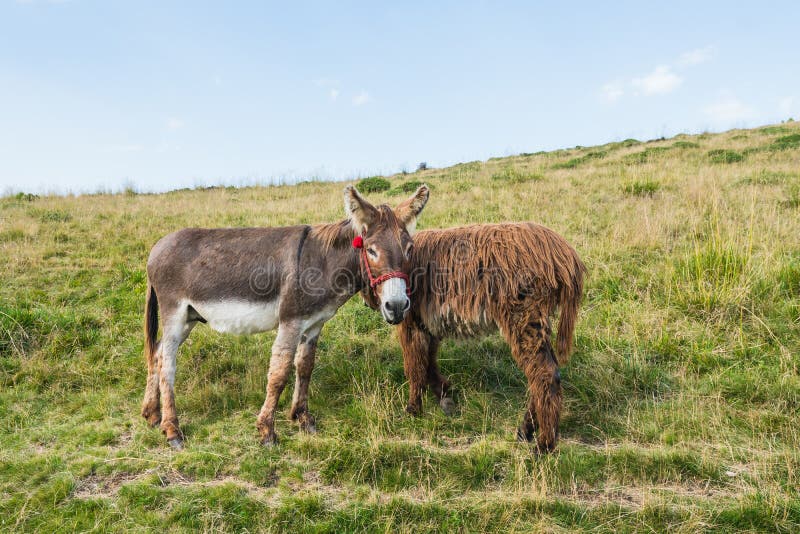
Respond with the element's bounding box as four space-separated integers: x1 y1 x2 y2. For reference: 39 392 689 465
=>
1 122 799 532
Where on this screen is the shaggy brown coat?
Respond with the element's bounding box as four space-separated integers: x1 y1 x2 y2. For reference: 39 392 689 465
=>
364 222 586 452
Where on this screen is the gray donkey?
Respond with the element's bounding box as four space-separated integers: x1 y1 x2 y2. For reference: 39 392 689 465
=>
141 185 429 449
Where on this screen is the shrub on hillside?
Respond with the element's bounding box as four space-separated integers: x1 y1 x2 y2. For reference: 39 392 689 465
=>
357 176 391 193
552 150 607 169
673 141 700 149
387 180 426 196
707 149 744 164
769 133 800 151
14 192 38 202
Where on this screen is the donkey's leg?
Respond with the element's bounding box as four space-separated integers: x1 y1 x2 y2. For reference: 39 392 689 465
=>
424 337 454 415
289 333 319 433
398 320 430 415
157 309 195 450
256 321 302 446
141 342 162 427
505 315 562 452
529 338 561 453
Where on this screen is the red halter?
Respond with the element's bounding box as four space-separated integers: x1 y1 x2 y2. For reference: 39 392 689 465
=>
352 235 411 296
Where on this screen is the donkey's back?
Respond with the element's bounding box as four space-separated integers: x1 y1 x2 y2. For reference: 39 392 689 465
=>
147 226 305 308
410 222 585 360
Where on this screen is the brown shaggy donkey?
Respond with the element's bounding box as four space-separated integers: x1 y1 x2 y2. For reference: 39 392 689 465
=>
363 223 586 452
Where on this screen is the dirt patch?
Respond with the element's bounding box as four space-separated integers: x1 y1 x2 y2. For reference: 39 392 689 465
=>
570 482 739 509
73 471 143 499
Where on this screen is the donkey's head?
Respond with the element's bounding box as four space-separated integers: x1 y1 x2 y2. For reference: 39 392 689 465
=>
344 184 429 324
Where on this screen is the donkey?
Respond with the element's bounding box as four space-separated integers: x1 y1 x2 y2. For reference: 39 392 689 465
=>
362 223 585 452
141 184 429 449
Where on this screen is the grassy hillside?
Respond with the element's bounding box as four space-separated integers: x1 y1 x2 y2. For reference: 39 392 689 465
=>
1 122 799 532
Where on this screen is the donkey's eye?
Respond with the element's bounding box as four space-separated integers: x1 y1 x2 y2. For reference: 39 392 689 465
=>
367 247 378 258
405 244 413 258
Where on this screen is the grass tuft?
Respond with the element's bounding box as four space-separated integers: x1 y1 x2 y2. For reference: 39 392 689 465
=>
552 150 607 169
490 167 544 184
707 149 745 164
622 180 661 197
672 141 700 149
387 180 427 196
624 147 671 164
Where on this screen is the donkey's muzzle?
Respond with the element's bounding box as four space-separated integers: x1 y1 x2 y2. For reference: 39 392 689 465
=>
383 298 410 324
379 278 410 324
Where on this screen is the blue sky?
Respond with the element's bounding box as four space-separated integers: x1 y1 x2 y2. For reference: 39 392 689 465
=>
1 1 798 194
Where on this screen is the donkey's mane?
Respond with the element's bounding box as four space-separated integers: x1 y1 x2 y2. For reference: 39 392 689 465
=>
310 206 403 252
310 219 355 252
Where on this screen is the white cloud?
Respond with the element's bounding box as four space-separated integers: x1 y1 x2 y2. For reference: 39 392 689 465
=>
601 47 713 102
678 46 715 67
166 117 184 130
601 82 624 102
329 88 340 101
352 90 371 106
703 95 756 122
632 65 683 95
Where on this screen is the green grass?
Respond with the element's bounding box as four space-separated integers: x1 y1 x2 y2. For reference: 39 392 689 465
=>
623 146 671 164
2 122 800 532
707 149 745 164
387 179 427 196
672 141 700 149
623 180 661 197
490 167 543 184
552 150 607 169
770 133 800 151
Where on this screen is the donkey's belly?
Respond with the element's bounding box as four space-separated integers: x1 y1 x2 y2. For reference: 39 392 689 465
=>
189 299 280 335
424 306 498 339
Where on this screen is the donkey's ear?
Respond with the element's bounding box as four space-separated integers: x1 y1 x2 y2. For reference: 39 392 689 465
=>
394 184 429 234
344 185 378 234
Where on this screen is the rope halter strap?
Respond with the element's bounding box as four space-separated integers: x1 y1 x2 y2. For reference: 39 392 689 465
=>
352 235 411 296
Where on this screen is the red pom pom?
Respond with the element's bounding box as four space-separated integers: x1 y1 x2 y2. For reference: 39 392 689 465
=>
352 235 364 249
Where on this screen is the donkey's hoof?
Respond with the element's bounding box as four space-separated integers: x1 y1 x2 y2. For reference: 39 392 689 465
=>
301 422 317 434
260 434 279 447
516 426 534 443
300 417 317 434
405 403 421 416
439 397 455 416
535 440 557 454
168 437 184 450
143 412 161 428
141 405 162 427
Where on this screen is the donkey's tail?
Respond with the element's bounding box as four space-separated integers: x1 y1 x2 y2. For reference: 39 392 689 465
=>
144 283 159 368
556 253 586 365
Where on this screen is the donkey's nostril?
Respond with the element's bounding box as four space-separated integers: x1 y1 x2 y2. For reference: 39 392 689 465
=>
384 301 392 310
402 299 411 312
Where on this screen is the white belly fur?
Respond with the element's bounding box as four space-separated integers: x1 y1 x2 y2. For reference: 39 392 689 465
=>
189 299 280 335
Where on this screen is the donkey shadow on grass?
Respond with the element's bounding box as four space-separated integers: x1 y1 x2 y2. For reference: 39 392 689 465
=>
163 332 673 448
